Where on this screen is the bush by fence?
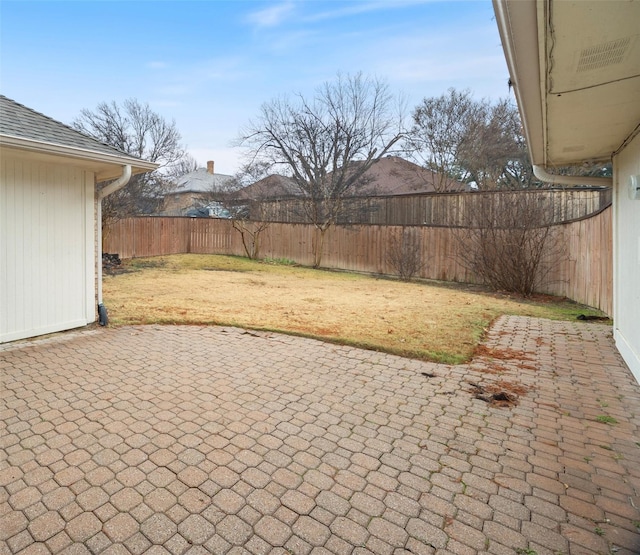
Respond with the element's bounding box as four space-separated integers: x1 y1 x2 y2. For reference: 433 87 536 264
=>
104 206 612 315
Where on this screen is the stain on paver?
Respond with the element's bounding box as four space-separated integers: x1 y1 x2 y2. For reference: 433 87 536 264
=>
1 316 639 554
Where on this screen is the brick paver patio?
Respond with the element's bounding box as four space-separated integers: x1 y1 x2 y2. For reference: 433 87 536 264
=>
1 316 639 555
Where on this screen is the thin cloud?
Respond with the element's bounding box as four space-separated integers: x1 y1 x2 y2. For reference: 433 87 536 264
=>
246 1 296 28
303 0 436 22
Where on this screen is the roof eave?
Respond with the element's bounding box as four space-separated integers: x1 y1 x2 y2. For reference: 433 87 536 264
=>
0 134 159 180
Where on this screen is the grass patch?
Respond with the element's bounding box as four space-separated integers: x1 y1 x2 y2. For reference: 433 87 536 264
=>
595 415 618 425
104 254 609 364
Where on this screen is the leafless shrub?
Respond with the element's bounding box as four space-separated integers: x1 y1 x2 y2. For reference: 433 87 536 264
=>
202 165 272 260
231 203 270 260
455 192 565 296
386 227 425 281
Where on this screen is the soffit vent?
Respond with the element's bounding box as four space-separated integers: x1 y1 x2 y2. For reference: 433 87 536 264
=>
577 37 631 72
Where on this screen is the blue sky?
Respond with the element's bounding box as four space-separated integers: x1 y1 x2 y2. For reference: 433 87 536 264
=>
1 0 510 175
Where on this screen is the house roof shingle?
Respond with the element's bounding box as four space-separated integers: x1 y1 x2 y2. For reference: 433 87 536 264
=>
0 95 136 158
349 156 466 196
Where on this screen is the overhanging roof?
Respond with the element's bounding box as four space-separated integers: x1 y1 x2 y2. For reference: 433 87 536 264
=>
493 0 640 167
0 96 158 181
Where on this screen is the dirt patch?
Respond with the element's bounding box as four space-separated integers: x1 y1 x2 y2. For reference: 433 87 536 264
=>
474 345 533 361
576 314 611 323
471 344 538 374
492 379 529 396
472 361 509 375
468 380 529 408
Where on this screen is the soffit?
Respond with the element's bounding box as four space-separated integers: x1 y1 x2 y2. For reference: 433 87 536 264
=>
494 0 640 167
543 0 640 165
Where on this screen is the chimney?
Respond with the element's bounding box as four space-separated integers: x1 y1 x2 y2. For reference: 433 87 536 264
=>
207 160 215 174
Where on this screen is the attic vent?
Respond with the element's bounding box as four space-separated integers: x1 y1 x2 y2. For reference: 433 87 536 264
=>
577 37 630 72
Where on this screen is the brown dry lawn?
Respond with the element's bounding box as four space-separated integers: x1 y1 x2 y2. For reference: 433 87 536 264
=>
103 254 605 364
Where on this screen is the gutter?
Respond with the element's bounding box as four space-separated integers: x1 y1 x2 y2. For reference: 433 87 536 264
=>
533 165 612 188
96 165 132 324
492 0 547 167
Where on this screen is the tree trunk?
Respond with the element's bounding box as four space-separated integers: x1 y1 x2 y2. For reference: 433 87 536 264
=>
312 226 329 268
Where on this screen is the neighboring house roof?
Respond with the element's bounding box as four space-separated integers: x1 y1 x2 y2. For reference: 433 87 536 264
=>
346 156 466 196
171 167 234 195
492 0 640 168
0 95 158 180
235 156 465 200
234 174 299 200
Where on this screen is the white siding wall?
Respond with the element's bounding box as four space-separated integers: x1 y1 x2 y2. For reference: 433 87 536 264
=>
613 132 640 384
0 154 96 343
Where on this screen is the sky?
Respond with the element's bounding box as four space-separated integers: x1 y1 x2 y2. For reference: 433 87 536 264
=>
1 0 511 175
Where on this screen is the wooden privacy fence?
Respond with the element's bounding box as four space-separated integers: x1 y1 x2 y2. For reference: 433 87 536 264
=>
248 187 612 226
104 207 612 315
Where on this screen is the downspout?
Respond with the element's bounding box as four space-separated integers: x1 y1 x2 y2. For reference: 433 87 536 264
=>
533 165 612 187
96 165 132 325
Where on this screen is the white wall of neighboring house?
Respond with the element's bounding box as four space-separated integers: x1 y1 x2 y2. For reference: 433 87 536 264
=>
613 132 640 383
0 152 96 343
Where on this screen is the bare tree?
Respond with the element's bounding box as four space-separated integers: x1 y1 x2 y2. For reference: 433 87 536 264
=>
406 89 534 191
238 72 405 267
405 88 480 191
459 98 533 190
72 99 190 232
167 154 199 181
407 89 611 192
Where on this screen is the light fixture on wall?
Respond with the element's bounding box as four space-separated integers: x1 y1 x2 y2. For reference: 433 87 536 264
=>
629 175 640 200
